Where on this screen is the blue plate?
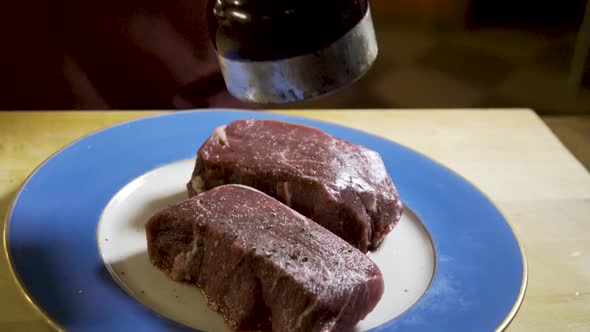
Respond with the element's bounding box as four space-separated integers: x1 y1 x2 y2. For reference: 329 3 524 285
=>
4 110 526 331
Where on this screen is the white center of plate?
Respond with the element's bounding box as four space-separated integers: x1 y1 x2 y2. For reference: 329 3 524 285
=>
98 160 436 331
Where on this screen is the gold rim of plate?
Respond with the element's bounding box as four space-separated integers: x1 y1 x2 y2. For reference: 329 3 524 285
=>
2 110 528 331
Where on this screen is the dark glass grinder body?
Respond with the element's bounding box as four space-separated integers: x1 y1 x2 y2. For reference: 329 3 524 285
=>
206 0 377 104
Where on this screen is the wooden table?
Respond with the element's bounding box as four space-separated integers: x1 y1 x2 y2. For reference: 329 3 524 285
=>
1 109 589 331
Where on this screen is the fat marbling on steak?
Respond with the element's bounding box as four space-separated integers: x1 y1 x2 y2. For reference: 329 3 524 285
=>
188 119 403 252
146 184 384 332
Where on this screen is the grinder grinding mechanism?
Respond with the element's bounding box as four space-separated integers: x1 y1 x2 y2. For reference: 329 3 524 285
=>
207 0 377 104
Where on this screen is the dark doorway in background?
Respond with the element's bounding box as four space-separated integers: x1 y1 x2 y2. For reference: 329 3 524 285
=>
470 0 586 29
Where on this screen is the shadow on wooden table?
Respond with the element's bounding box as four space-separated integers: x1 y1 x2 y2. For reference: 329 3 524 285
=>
0 320 53 332
1 189 17 269
0 189 17 224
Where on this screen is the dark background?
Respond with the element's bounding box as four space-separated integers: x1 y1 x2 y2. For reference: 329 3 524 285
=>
0 0 588 168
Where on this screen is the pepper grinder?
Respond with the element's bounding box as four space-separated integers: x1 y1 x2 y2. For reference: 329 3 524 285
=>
207 0 377 104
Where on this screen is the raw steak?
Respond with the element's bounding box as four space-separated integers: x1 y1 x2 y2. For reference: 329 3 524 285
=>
146 184 384 332
188 119 403 252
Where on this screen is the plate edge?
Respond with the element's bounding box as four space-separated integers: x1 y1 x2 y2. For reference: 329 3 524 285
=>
286 110 530 331
3 161 66 332
0 109 264 332
423 156 529 332
495 221 528 331
2 109 529 331
409 148 529 332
